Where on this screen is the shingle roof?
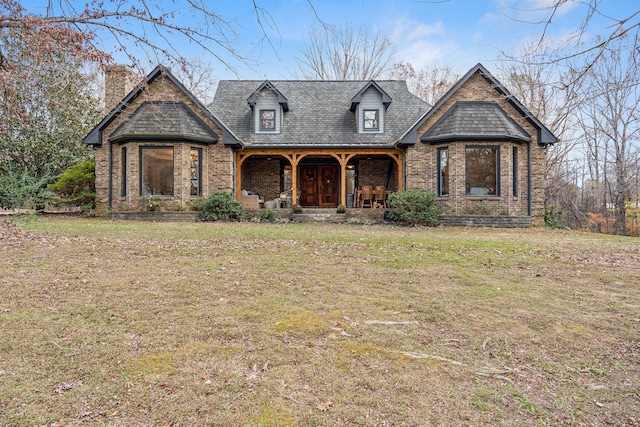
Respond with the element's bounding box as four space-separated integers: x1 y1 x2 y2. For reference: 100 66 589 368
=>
210 80 430 148
83 64 239 147
400 63 558 146
109 101 218 144
421 101 531 143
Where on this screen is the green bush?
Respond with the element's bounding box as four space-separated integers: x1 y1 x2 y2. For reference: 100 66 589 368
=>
386 189 439 226
0 164 53 210
199 191 244 221
337 204 346 213
138 194 165 212
544 205 567 229
48 159 95 209
259 209 277 221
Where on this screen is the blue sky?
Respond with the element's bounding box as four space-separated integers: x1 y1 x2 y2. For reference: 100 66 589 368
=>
25 0 636 80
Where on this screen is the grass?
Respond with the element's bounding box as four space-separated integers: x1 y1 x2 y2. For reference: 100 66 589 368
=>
1 217 639 426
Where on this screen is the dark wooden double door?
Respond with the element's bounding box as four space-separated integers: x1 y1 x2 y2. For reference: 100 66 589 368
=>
300 165 339 207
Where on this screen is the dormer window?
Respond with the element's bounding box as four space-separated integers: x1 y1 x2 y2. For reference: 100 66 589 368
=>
260 109 276 131
363 110 379 131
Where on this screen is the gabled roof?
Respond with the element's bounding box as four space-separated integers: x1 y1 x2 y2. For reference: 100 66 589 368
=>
211 80 429 148
247 80 289 112
83 64 239 147
350 80 392 112
399 63 558 146
109 101 218 144
421 101 531 144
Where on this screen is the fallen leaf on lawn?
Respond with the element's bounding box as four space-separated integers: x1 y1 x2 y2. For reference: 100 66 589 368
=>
316 401 332 412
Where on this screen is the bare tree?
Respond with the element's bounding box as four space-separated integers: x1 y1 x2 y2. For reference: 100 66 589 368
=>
577 36 640 235
504 2 640 88
0 0 283 73
389 61 460 105
497 43 585 226
294 24 396 80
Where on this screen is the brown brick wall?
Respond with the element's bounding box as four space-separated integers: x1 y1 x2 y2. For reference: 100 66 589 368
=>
94 71 234 214
406 71 548 219
357 158 398 190
241 158 282 201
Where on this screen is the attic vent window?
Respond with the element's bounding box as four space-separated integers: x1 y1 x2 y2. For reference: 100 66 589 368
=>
363 109 379 130
260 109 276 131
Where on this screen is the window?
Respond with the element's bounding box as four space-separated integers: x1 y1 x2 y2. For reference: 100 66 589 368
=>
190 148 202 197
140 147 174 196
260 109 276 131
363 109 379 130
512 147 518 197
465 146 499 196
121 147 127 197
438 147 449 197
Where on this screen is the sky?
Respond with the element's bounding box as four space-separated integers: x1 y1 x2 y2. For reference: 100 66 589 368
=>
24 0 637 81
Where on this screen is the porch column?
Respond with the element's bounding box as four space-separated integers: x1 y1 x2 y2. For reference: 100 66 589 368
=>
395 153 404 191
331 153 356 207
236 152 252 201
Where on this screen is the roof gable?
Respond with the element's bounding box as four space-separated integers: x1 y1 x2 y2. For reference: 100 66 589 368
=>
350 80 392 112
247 80 289 112
421 101 531 143
109 101 218 144
83 64 239 147
400 63 557 146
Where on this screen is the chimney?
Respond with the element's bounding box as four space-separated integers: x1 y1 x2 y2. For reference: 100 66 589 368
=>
103 65 138 112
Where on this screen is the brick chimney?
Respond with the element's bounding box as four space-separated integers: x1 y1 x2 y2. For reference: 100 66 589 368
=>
103 65 138 112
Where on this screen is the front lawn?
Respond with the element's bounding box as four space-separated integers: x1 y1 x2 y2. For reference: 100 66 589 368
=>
1 218 638 425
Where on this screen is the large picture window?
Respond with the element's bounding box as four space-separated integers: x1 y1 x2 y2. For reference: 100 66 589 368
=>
190 148 202 196
140 147 174 196
437 147 449 197
465 146 499 196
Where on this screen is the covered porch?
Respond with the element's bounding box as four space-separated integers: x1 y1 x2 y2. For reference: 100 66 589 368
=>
235 148 403 208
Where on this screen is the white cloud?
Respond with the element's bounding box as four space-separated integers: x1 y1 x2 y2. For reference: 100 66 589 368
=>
391 17 445 43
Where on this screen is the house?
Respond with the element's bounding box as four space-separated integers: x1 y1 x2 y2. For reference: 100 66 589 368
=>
84 63 556 224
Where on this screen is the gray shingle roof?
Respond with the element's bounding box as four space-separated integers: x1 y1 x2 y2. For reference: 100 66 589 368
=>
421 101 532 143
109 101 218 144
210 80 430 148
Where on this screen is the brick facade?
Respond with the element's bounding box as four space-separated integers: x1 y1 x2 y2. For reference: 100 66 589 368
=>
94 72 234 214
406 72 548 219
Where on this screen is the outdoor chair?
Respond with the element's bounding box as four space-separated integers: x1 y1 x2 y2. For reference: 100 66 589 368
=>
374 186 388 208
360 186 374 208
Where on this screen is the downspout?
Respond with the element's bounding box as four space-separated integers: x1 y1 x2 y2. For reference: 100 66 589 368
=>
527 137 532 217
108 139 113 210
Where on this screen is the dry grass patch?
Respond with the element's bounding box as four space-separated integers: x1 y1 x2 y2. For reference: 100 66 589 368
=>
0 218 638 426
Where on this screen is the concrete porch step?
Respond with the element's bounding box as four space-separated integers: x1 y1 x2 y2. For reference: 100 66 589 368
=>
292 208 346 223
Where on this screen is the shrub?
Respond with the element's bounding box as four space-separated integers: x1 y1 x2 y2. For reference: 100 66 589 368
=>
337 204 346 213
259 209 277 221
47 158 96 209
544 205 567 229
0 164 52 210
463 201 493 215
292 205 302 214
139 194 165 212
199 191 244 221
386 189 439 226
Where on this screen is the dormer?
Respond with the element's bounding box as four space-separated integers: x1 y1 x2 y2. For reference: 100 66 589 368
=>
350 81 392 134
247 81 288 134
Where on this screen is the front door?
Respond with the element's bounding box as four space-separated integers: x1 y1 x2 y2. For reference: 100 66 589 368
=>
300 165 339 207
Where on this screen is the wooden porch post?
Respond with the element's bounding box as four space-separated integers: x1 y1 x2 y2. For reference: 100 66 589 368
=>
396 153 404 191
236 152 252 201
